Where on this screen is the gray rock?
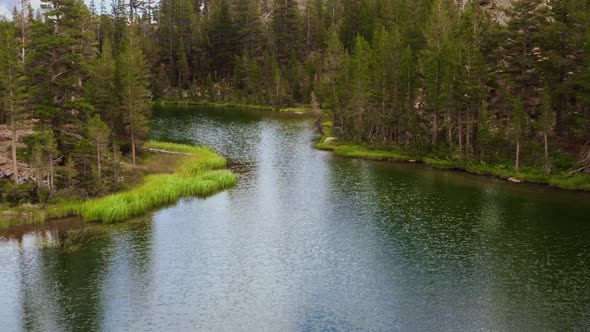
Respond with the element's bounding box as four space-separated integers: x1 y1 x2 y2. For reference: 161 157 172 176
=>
508 177 523 183
324 137 338 144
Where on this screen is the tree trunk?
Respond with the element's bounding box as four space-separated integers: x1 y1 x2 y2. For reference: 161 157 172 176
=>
471 102 480 157
544 132 550 174
96 140 101 179
10 97 18 184
306 5 310 56
465 108 471 160
458 109 463 159
36 167 41 197
49 153 55 195
113 144 118 182
10 114 18 184
514 138 520 172
131 130 136 166
447 111 452 154
432 110 438 146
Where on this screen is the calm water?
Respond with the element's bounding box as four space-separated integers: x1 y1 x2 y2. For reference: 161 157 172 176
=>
1 106 590 331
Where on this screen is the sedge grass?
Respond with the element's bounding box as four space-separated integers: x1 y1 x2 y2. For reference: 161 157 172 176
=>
52 141 237 223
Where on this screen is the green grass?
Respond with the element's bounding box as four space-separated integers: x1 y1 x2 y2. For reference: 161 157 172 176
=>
52 141 237 223
316 137 590 191
206 102 277 111
157 100 277 111
333 144 414 161
316 139 414 161
156 99 326 114
279 106 313 113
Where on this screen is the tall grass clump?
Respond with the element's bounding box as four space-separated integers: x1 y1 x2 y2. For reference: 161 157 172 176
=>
54 141 237 223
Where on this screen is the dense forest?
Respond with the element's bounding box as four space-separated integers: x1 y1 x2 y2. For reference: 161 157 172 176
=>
1 0 590 203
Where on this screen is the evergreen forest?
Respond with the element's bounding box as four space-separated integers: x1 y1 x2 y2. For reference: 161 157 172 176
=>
1 0 590 203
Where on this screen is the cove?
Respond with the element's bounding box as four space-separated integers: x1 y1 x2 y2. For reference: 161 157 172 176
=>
1 106 589 331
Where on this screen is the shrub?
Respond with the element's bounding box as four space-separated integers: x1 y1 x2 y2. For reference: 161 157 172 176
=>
0 180 36 206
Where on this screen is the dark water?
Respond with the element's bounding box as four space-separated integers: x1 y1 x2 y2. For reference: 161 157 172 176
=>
1 106 590 331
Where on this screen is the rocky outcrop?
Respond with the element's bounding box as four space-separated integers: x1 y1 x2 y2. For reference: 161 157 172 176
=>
478 0 511 23
0 120 38 183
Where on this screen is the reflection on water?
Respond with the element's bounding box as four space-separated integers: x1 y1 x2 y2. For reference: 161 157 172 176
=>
1 106 589 331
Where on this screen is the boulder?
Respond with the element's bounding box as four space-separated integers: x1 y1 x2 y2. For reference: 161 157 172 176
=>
507 177 523 183
323 137 338 145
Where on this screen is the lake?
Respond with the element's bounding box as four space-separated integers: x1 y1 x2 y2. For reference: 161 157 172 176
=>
1 106 589 331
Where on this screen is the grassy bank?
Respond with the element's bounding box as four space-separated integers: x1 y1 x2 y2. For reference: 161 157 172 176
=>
50 141 237 223
316 137 590 191
156 100 316 114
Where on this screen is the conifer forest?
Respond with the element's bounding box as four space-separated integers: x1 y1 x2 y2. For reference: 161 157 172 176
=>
1 0 590 201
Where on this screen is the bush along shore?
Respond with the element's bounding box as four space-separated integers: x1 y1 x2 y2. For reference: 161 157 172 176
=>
48 141 237 224
316 129 590 192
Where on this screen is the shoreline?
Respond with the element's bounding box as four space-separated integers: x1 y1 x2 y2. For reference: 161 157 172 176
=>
155 100 317 115
316 138 590 193
156 102 590 192
1 141 237 227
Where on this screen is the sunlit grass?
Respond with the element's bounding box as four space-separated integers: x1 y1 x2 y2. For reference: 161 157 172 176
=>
52 141 237 223
316 142 413 161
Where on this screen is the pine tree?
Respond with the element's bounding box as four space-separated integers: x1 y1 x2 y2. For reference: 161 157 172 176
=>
30 0 96 152
498 0 548 115
118 29 151 165
86 37 117 130
208 0 239 78
420 0 456 147
321 28 345 129
340 0 373 49
544 0 589 134
0 21 28 183
370 26 391 142
348 35 372 140
269 53 282 105
540 87 554 173
303 0 326 56
459 1 488 159
234 0 265 56
158 0 200 85
177 37 190 88
29 132 59 195
64 155 78 190
370 25 405 143
510 95 528 172
271 0 302 64
323 0 343 27
575 29 590 141
88 114 110 179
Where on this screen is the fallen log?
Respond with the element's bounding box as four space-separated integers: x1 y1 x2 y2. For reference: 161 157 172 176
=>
148 148 193 156
568 165 589 175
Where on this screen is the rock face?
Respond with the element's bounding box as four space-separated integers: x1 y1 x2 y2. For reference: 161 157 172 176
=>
0 120 38 183
478 0 512 23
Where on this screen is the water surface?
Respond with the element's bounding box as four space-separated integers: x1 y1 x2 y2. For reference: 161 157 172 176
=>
1 106 589 331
